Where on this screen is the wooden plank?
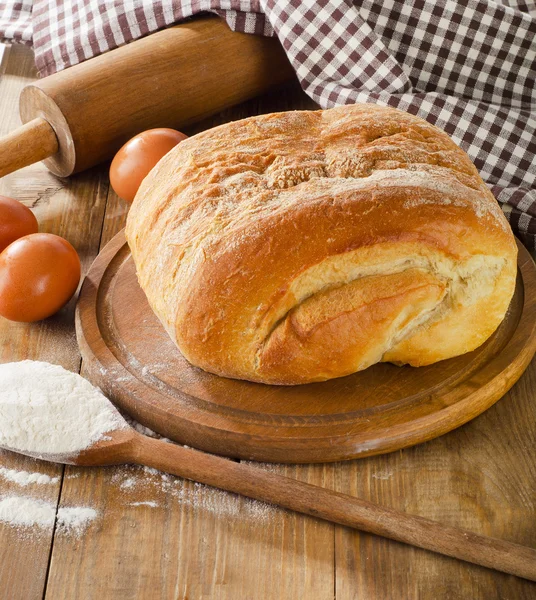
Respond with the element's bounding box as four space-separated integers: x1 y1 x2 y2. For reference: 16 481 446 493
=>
334 361 536 598
0 44 61 600
44 462 335 599
44 83 335 600
0 44 110 600
0 450 60 600
0 44 8 77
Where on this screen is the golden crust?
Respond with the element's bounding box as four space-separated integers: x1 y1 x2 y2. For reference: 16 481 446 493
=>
126 104 518 385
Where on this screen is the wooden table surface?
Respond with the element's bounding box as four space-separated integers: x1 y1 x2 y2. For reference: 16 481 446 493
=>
1 43 535 600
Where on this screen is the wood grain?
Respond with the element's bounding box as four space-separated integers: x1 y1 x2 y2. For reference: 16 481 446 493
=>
0 44 7 73
45 460 336 600
0 44 110 600
0 44 61 600
55 426 536 581
334 367 536 598
0 117 58 178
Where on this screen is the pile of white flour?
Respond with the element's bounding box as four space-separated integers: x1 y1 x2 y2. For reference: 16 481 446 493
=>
0 360 123 535
0 360 126 460
0 496 97 534
0 467 59 486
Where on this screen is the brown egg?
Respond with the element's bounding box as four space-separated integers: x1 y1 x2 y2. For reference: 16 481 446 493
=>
110 128 188 203
0 233 81 322
0 195 38 253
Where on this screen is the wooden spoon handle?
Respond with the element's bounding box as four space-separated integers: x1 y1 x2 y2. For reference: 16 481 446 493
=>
132 434 536 581
0 117 58 178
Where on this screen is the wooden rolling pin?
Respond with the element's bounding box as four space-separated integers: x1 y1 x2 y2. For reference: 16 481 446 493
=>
0 16 295 178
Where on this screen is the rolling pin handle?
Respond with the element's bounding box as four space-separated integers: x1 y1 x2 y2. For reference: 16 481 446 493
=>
0 117 59 179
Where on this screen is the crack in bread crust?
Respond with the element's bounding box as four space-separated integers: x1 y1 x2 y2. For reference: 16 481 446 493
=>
126 104 518 385
253 252 506 383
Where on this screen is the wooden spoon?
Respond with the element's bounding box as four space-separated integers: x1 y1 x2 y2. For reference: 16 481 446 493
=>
15 423 533 582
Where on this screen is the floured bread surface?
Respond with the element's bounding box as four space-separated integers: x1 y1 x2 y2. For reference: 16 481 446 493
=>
126 104 517 385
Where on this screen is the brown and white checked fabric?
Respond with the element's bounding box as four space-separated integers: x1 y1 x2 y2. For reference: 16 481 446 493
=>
1 1 535 247
0 1 32 44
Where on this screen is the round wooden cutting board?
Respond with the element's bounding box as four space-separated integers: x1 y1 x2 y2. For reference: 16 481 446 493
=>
76 231 536 463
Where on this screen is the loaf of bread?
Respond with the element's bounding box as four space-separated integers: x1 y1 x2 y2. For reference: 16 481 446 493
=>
126 104 517 385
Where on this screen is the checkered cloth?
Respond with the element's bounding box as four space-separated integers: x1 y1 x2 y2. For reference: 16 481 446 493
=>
1 1 535 248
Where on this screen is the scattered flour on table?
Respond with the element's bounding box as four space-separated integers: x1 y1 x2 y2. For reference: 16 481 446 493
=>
0 496 97 535
57 507 98 533
0 467 59 486
123 416 171 442
112 465 277 525
0 497 55 528
120 478 137 490
371 471 393 480
0 361 127 459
